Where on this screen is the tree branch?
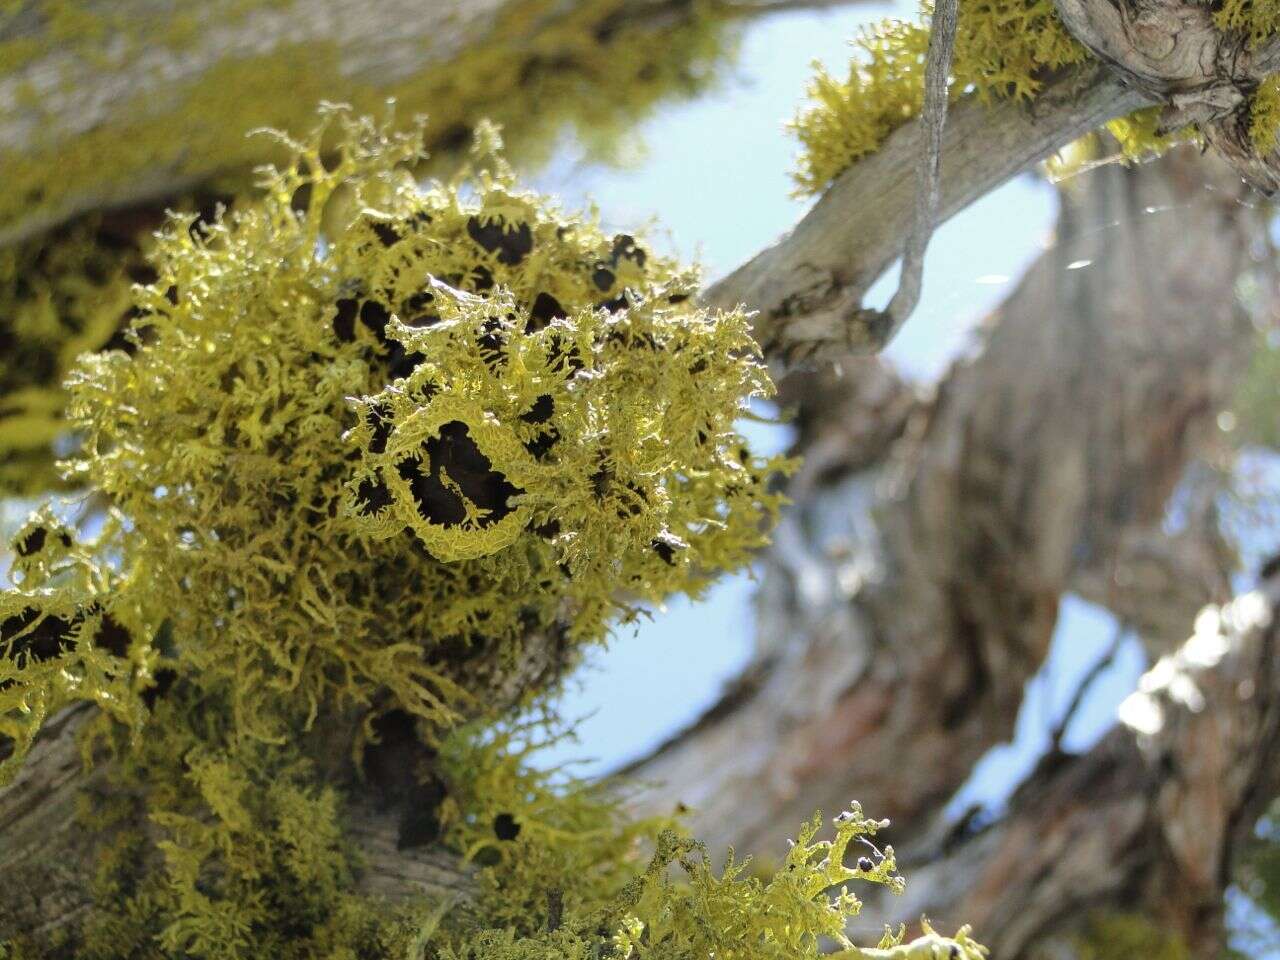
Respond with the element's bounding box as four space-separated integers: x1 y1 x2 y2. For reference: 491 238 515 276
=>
856 0 959 345
703 63 1152 360
0 0 870 249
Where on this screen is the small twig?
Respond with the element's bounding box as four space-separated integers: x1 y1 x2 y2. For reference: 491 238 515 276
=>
849 0 959 350
1048 618 1128 753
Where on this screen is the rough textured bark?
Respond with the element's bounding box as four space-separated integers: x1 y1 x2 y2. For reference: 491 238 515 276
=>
626 145 1265 955
883 573 1280 958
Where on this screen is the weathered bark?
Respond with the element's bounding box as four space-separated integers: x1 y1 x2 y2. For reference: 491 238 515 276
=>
1052 0 1280 196
883 571 1280 959
625 145 1264 956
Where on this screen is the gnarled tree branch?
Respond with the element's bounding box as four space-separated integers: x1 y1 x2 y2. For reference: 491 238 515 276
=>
703 64 1152 360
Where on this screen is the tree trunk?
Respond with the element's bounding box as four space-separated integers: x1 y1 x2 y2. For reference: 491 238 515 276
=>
627 144 1268 955
0 0 788 248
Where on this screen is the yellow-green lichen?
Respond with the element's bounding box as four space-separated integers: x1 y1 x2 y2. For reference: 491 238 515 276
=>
0 107 982 960
68 685 442 960
1 107 786 777
1215 0 1280 47
1102 106 1194 160
1 507 154 774
788 20 931 196
1074 913 1190 960
1250 75 1280 154
0 215 148 495
429 745 987 960
2 0 739 496
789 0 1087 194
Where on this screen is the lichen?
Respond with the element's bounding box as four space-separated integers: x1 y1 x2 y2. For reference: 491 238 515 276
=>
1074 912 1190 960
0 104 980 960
1215 0 1280 47
0 106 791 958
1 507 153 775
4 108 782 767
1250 75 1280 154
2 0 740 497
428 740 987 960
1102 106 1194 160
789 0 1087 194
786 0 1251 193
0 216 146 496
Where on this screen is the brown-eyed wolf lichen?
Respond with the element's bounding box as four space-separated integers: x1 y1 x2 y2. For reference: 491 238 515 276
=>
2 106 788 775
0 108 983 960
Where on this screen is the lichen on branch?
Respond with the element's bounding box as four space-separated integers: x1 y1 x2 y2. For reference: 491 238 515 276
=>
788 0 1087 194
0 0 738 246
786 0 1280 194
0 107 982 960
